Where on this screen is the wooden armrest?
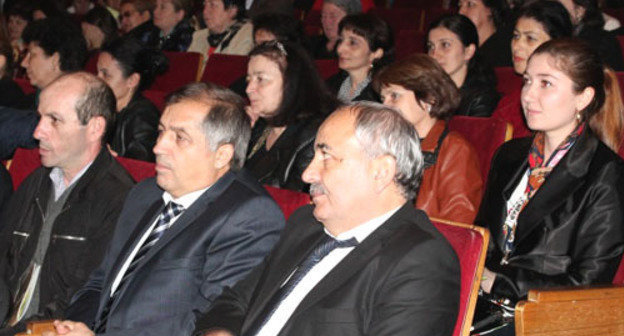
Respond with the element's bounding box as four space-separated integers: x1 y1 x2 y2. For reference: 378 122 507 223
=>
14 320 55 336
515 285 624 336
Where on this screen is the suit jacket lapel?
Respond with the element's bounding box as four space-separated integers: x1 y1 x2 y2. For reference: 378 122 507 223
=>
99 199 164 314
243 215 325 329
290 204 412 319
515 129 596 245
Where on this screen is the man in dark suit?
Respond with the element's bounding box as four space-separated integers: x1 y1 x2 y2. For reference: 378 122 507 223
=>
49 83 285 336
195 102 460 336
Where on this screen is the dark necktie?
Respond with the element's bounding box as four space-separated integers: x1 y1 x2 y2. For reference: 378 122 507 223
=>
95 201 184 333
246 234 358 336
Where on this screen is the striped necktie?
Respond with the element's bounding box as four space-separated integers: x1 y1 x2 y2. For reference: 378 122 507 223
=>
95 201 184 332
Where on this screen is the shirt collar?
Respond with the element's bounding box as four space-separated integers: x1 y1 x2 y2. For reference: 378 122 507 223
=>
326 205 402 243
49 160 94 200
162 186 210 209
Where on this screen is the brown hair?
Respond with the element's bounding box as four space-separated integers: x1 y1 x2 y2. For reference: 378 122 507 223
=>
373 54 460 120
121 0 155 14
531 38 623 151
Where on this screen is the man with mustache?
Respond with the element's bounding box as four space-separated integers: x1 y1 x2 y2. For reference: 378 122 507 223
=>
48 82 285 336
0 72 134 333
194 102 461 336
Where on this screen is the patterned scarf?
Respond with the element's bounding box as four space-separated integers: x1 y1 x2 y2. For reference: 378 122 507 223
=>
500 123 584 264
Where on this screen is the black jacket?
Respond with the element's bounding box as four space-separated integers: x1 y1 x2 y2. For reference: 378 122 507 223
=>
245 118 320 192
577 25 624 71
0 107 38 160
0 149 134 322
108 94 159 162
127 20 161 49
475 128 624 302
326 71 380 103
146 19 194 52
456 76 500 117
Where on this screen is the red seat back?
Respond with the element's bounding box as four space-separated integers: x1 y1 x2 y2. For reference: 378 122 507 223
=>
396 29 425 60
84 52 99 75
448 116 513 185
431 219 489 336
201 54 249 87
314 59 339 79
492 89 532 139
494 67 523 97
143 89 168 112
150 51 202 92
263 185 310 219
8 148 156 189
614 256 624 285
369 8 420 33
14 78 36 95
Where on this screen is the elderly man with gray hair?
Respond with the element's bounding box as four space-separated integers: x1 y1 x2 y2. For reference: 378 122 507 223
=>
312 0 362 59
195 102 460 336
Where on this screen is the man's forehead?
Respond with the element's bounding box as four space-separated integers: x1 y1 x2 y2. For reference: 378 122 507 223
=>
161 100 210 127
316 109 357 147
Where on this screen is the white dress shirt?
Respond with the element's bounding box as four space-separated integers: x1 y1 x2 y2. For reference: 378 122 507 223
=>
255 206 402 336
110 187 209 296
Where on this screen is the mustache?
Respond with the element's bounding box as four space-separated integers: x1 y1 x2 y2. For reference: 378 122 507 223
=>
309 184 326 197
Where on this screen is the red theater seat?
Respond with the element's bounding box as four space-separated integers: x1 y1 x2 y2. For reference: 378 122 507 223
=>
431 218 489 336
201 54 249 87
314 59 339 79
448 116 513 185
14 78 36 95
396 29 425 60
494 67 523 97
150 51 202 92
85 52 99 75
115 156 155 182
263 185 310 219
143 89 167 112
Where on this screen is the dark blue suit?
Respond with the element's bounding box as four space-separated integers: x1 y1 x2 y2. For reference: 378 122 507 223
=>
66 169 285 335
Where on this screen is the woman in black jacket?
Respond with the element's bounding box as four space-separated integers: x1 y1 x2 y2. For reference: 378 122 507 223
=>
245 41 339 192
473 38 624 335
427 14 499 117
98 36 168 162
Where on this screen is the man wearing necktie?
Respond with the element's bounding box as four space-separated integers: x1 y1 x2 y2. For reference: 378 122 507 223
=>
195 102 460 336
49 82 285 336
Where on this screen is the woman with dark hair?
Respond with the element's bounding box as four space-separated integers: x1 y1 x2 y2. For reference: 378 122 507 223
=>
310 0 362 59
556 0 624 70
0 37 24 107
245 41 339 191
98 36 168 161
150 0 194 51
427 14 499 117
6 2 32 62
494 1 574 139
82 6 119 51
375 54 483 224
474 38 624 335
459 0 512 67
326 13 393 103
188 0 253 71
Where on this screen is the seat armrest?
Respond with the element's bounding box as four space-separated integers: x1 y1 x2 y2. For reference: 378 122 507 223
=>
515 285 624 336
14 320 55 336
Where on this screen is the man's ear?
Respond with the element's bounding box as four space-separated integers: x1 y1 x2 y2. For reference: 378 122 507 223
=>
214 143 234 170
87 115 106 142
371 154 397 193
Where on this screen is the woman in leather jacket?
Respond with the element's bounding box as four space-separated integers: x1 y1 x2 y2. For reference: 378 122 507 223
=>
98 36 168 162
473 38 624 335
374 54 483 224
245 41 339 192
427 14 499 117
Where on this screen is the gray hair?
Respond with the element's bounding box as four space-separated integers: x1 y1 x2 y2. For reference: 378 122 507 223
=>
351 102 423 200
165 82 251 170
325 0 362 15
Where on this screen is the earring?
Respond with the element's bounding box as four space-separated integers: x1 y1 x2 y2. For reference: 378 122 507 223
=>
575 112 582 122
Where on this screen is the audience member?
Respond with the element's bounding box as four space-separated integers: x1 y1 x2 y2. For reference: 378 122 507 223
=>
6 1 33 63
31 0 68 20
0 107 38 160
326 13 393 103
98 36 168 162
0 72 134 335
188 0 253 72
375 54 483 224
310 0 361 59
245 41 339 191
149 0 194 51
556 0 624 70
246 0 294 18
81 5 119 51
494 0 573 139
19 17 88 109
119 0 160 44
459 0 512 67
252 12 309 48
0 164 11 229
0 35 25 107
51 82 285 336
194 102 460 336
428 14 499 117
474 38 624 335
